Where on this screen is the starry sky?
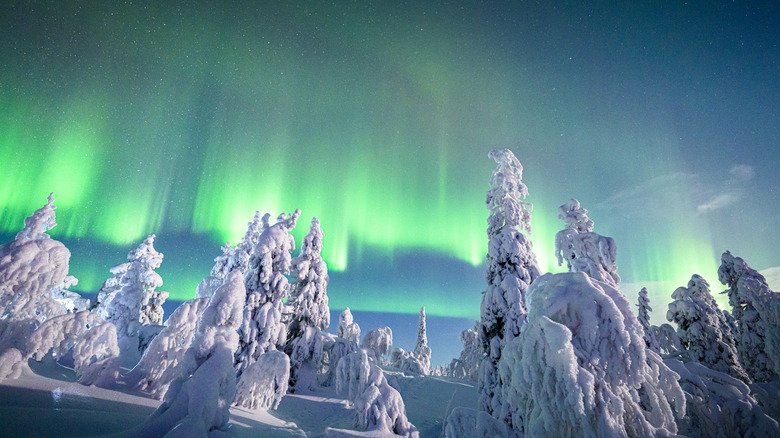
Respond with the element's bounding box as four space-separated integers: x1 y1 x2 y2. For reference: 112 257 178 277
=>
2 1 779 323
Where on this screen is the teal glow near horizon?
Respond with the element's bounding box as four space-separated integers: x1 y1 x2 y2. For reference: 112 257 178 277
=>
1 2 778 317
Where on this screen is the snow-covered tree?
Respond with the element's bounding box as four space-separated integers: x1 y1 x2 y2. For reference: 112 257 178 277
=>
52 275 90 313
361 326 393 363
195 243 233 299
719 251 780 382
414 306 431 375
479 149 541 418
337 307 361 347
636 287 659 351
235 210 300 375
498 272 685 436
286 217 330 391
335 349 419 437
0 194 68 354
234 349 290 410
448 326 483 381
91 262 129 319
139 270 245 436
667 274 749 383
554 198 620 287
104 234 169 366
125 297 210 399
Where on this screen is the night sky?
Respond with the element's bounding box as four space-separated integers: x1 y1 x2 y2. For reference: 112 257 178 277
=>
2 1 779 322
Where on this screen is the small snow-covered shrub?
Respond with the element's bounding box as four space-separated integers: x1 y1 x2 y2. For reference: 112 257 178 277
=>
288 326 323 392
337 307 361 346
444 406 509 438
234 349 290 410
335 350 418 437
322 335 358 387
125 297 210 399
361 326 392 362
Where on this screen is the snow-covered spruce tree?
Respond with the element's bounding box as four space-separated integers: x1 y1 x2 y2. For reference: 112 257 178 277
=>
0 194 68 361
335 349 419 437
235 209 300 376
554 198 620 287
719 251 780 382
479 149 541 418
234 349 290 410
636 287 659 351
125 297 211 399
337 307 361 347
138 270 245 436
666 274 750 383
285 217 330 391
498 272 685 437
90 262 129 319
104 234 169 366
361 326 393 363
414 306 431 375
195 243 233 299
51 274 90 313
448 326 483 381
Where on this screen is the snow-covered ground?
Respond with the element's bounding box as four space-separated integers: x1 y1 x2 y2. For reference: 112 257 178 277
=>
0 358 477 437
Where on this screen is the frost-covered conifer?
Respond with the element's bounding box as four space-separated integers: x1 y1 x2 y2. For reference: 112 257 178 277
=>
0 194 68 353
448 326 483 381
105 234 169 365
125 297 210 399
139 270 245 436
234 349 290 410
286 217 330 391
195 243 233 299
91 263 129 319
361 327 393 363
52 275 90 313
636 287 659 351
719 251 780 382
413 306 431 375
337 307 361 347
554 198 620 287
479 149 540 418
667 275 749 383
498 272 685 436
335 350 419 437
235 210 300 375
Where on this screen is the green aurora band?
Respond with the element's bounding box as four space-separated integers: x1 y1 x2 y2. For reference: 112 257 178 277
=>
2 2 777 317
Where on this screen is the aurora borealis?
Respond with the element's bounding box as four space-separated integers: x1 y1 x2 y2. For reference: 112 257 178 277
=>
1 1 779 320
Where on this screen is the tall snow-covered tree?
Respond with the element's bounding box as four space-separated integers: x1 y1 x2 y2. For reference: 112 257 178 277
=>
235 209 300 376
414 306 431 375
286 217 330 391
138 270 245 436
91 262 130 319
636 287 659 351
479 149 541 418
554 198 620 287
105 234 169 365
667 275 749 383
498 272 685 436
0 194 68 352
719 251 780 382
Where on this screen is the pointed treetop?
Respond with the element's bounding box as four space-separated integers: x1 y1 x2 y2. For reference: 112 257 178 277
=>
16 192 58 241
486 149 532 235
558 198 594 233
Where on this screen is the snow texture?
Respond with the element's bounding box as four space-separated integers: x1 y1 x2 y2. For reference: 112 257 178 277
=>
335 349 419 437
480 149 541 419
337 307 361 347
104 234 168 366
554 198 620 287
666 358 780 437
498 271 684 436
51 275 90 313
234 349 290 410
141 270 245 436
125 297 210 399
444 406 510 438
235 209 299 376
361 326 393 363
719 251 780 382
666 274 749 383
